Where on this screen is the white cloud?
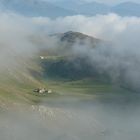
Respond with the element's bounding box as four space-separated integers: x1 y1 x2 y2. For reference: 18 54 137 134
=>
32 13 140 90
32 13 140 40
1 11 140 90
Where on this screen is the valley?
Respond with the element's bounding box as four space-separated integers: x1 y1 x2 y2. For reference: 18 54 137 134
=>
0 30 140 140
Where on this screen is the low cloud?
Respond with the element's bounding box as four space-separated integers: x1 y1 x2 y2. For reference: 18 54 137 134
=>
32 14 140 90
1 11 140 140
0 11 140 89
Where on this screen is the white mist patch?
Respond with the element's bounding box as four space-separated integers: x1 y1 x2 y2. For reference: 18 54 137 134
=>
0 13 35 72
1 93 140 140
32 13 140 39
0 12 57 76
1 12 140 87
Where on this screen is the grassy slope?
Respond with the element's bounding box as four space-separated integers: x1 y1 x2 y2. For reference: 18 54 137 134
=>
39 55 130 99
0 64 130 111
0 59 44 110
0 31 131 110
0 54 124 109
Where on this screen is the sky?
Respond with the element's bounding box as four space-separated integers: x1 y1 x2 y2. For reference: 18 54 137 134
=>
92 0 140 5
44 0 140 5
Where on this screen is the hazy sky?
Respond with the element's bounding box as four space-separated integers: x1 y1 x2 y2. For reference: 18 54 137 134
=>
90 0 140 5
45 0 140 5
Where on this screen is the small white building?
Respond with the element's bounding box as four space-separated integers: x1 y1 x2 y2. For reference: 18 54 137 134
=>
39 88 46 94
40 56 45 59
48 90 52 94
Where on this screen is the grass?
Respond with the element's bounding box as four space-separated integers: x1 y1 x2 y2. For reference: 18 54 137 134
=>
43 78 128 96
0 74 133 112
0 55 133 111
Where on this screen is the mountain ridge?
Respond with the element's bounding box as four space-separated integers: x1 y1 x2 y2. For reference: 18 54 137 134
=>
51 0 140 17
0 0 140 17
0 0 76 17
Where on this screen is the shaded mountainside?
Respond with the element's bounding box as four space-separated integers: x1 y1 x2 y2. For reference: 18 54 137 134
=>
39 31 139 92
41 57 98 80
53 31 101 45
40 31 109 81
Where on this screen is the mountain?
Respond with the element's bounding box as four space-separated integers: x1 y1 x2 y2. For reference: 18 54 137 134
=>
53 31 101 45
54 0 110 15
40 31 139 92
0 31 138 110
51 0 140 17
0 31 108 109
74 2 110 15
0 0 76 18
48 31 104 57
112 2 140 17
0 0 140 17
40 31 106 80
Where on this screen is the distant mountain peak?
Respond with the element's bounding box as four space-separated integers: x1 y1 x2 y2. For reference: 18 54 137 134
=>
112 1 140 17
117 1 140 5
57 31 96 41
0 0 76 18
0 0 140 17
51 31 102 48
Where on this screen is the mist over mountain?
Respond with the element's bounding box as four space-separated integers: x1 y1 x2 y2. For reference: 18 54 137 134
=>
40 30 140 91
112 2 140 17
0 0 76 18
1 1 140 139
53 0 110 15
0 0 140 17
51 0 140 17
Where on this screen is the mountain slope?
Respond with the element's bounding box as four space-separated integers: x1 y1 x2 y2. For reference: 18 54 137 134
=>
0 58 44 109
0 30 139 110
52 0 140 17
40 31 106 80
54 0 110 15
1 0 140 17
39 31 139 92
0 0 76 18
53 31 101 45
112 2 140 17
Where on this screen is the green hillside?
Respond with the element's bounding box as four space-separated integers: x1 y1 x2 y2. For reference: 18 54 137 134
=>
0 31 131 110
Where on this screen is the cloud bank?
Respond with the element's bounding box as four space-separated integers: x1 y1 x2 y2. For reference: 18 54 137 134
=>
0 11 140 90
32 14 140 90
1 11 140 140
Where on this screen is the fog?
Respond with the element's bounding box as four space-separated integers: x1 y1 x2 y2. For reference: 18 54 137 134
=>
0 12 57 78
1 93 140 140
1 11 140 140
33 14 140 90
0 13 36 73
1 13 140 89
